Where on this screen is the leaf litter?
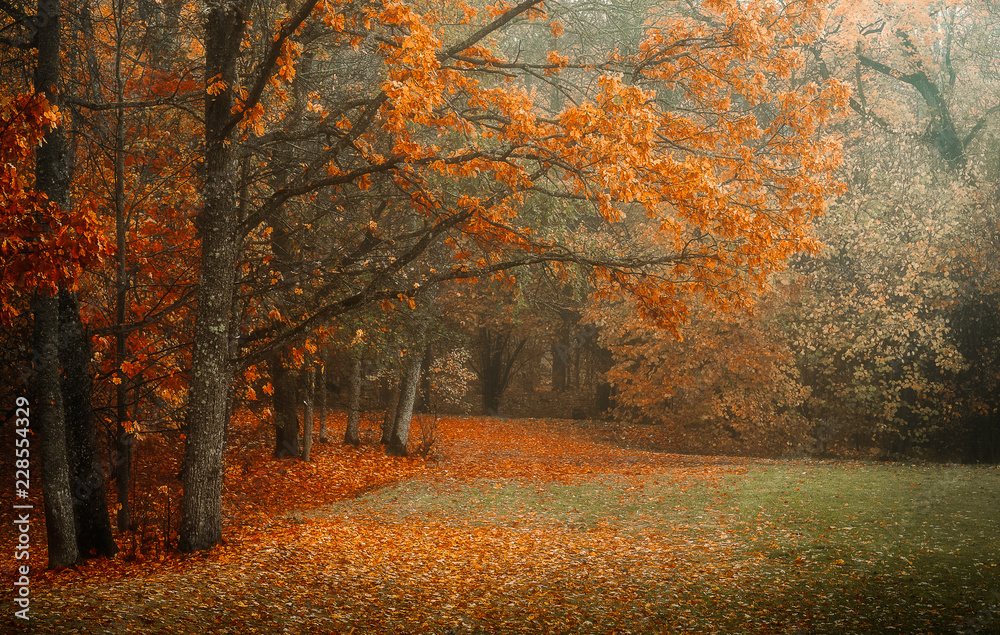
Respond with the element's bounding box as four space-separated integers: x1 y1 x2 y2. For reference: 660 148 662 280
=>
5 413 998 634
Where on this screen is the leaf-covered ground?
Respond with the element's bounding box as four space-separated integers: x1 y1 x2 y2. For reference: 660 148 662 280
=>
4 415 999 634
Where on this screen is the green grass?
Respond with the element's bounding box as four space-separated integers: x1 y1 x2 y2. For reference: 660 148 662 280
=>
337 474 722 531
323 462 1000 633
27 459 998 635
724 462 1000 633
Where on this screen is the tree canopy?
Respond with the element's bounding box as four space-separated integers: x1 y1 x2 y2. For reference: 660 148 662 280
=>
5 0 999 574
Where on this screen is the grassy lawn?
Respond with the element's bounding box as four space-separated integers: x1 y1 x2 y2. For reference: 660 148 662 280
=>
311 457 999 633
725 462 1000 634
10 418 1000 634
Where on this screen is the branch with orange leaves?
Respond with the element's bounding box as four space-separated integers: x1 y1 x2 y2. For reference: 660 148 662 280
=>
221 0 323 139
436 0 546 62
233 204 727 370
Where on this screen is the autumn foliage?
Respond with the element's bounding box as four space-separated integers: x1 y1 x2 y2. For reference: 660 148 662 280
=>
0 95 109 321
3 0 999 599
603 287 811 457
4 413 998 633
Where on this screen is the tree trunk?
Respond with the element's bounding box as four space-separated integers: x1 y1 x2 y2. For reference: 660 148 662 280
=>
418 343 433 413
344 355 362 446
551 339 569 392
114 415 133 533
317 360 328 443
33 0 80 569
271 350 300 458
111 0 132 535
573 346 581 390
386 353 422 457
476 328 526 416
301 366 314 461
33 293 79 569
58 292 117 558
136 0 185 66
594 345 614 414
381 376 400 445
178 0 246 553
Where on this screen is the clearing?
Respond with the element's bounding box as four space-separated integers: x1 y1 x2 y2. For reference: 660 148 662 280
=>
4 415 999 634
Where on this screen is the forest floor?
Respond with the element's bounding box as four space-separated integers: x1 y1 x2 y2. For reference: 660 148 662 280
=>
3 414 1000 634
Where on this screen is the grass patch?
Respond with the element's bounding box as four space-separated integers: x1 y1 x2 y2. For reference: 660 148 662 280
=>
723 462 1000 633
322 462 1000 633
338 474 722 532
17 415 1000 635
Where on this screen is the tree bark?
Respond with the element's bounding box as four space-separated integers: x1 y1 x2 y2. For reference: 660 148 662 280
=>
178 0 246 553
317 360 328 443
301 366 314 461
386 353 422 456
476 328 526 416
271 349 300 458
33 0 80 569
594 345 614 414
381 374 400 445
418 343 433 413
551 339 568 393
113 396 133 533
111 11 133 533
857 53 965 170
137 0 186 67
344 355 362 446
33 293 79 568
59 292 117 558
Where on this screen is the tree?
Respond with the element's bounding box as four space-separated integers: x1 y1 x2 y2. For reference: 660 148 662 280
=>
811 0 999 174
386 344 424 456
64 0 201 534
0 0 115 565
343 354 362 446
301 365 315 461
59 292 118 557
87 0 844 551
30 4 82 564
789 0 1000 459
317 356 329 443
949 226 1000 462
604 286 810 457
270 349 301 458
789 184 968 457
472 326 527 416
177 0 249 552
425 345 476 414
